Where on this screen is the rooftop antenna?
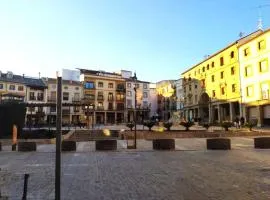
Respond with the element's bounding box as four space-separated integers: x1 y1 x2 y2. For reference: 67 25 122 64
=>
239 32 245 38
255 4 270 30
38 72 41 79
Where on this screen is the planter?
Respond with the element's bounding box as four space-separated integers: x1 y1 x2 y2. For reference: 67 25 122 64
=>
206 138 231 150
62 141 76 151
96 140 117 151
153 139 175 150
18 142 37 152
254 137 270 149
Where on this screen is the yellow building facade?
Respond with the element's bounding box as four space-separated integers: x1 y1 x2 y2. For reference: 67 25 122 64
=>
239 28 270 126
182 30 262 123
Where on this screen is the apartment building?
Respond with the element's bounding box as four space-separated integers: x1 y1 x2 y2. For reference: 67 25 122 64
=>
125 74 151 123
0 71 26 102
79 69 126 125
181 30 262 123
156 80 177 121
239 28 270 126
149 83 158 119
175 78 184 117
45 78 83 125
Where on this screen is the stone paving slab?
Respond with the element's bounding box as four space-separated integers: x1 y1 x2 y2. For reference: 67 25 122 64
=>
1 149 270 199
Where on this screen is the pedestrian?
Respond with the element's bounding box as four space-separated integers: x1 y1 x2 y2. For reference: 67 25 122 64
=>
240 117 245 128
234 117 240 129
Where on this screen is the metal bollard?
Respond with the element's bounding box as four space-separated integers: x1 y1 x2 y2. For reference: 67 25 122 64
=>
22 174 30 200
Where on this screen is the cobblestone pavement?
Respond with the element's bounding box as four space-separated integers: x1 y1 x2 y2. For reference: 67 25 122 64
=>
1 138 270 200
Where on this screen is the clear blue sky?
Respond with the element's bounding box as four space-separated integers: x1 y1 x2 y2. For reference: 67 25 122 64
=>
0 0 270 82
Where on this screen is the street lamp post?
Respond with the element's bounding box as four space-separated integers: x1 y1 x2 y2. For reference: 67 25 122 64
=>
133 73 137 149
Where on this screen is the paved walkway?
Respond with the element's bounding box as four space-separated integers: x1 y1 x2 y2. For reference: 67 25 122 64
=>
1 137 270 199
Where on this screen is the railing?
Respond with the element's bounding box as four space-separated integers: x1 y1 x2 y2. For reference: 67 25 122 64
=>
47 97 56 102
72 97 81 103
96 106 104 110
97 96 104 100
62 109 70 115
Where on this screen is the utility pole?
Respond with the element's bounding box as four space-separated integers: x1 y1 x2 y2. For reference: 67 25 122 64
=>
55 76 62 200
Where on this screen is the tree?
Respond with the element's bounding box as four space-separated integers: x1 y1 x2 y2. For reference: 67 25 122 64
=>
143 120 155 131
126 122 135 131
180 121 194 131
163 121 173 131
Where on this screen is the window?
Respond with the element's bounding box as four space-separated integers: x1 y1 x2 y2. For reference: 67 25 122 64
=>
127 99 132 108
18 86 24 91
85 94 95 100
211 75 215 82
143 92 148 98
29 92 35 100
64 86 68 90
28 107 35 112
37 93 44 101
221 87 225 95
97 92 104 100
84 82 94 89
63 92 69 101
207 64 209 70
143 83 147 89
50 106 56 112
108 83 113 88
246 86 253 97
194 95 198 103
189 85 191 91
211 61 215 68
230 51 234 59
0 83 3 89
143 101 148 108
75 87 79 90
51 84 56 89
220 71 224 79
108 93 113 101
258 40 266 50
108 102 113 110
232 84 236 93
97 102 103 110
220 57 224 66
127 83 131 88
98 82 103 88
244 47 250 56
135 83 139 88
201 79 205 88
127 91 132 97
212 90 216 97
9 85 15 90
198 69 201 74
261 82 269 100
202 67 205 72
245 65 253 77
231 67 235 75
194 85 197 89
116 93 124 101
259 59 268 73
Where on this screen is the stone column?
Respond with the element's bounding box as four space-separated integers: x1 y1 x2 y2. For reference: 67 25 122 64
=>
218 104 221 123
257 105 262 127
229 102 234 122
104 112 107 125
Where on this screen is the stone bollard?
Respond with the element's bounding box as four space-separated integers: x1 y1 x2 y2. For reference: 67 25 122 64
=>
62 141 77 151
254 137 270 149
96 140 117 151
153 139 175 150
18 142 37 152
207 138 231 150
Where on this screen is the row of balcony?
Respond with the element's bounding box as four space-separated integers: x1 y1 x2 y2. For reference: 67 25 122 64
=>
47 97 125 103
